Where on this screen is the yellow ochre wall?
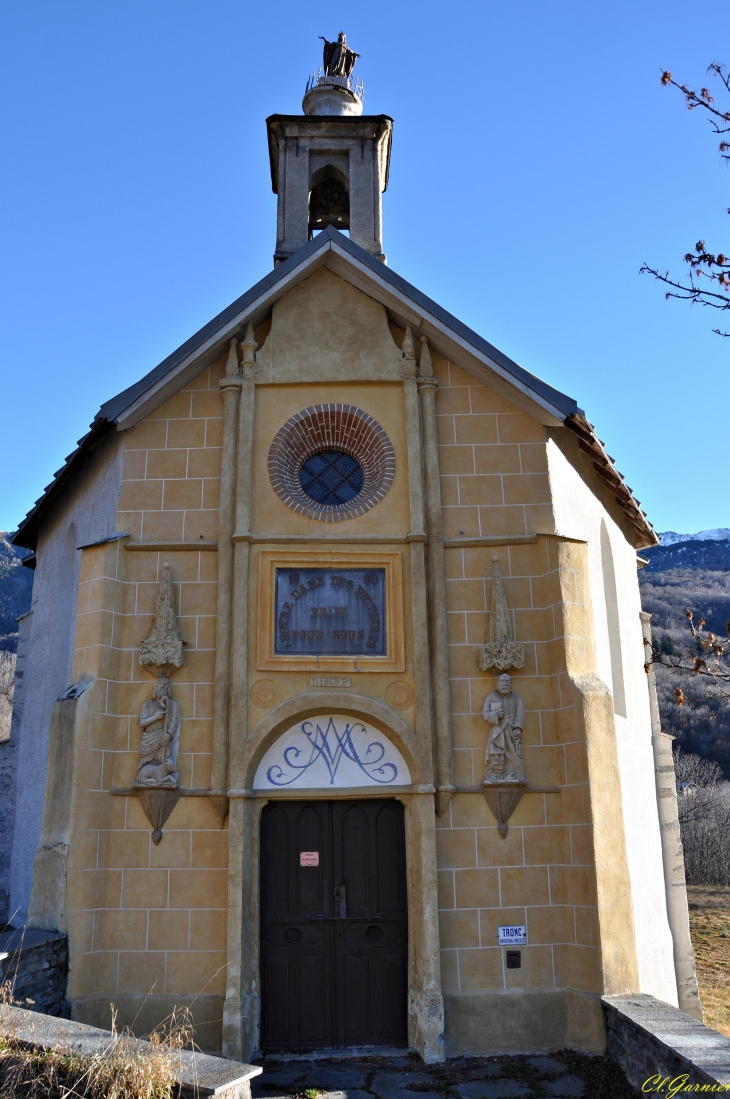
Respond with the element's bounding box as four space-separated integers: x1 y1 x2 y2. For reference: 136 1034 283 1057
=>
59 269 636 1054
66 360 229 1048
435 361 600 990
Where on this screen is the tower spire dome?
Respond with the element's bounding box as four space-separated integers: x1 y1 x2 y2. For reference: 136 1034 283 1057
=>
267 35 392 265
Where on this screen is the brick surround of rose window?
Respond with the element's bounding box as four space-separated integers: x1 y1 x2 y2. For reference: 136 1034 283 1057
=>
267 404 395 522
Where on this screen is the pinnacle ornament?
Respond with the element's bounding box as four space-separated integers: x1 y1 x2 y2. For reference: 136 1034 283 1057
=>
139 563 185 676
479 556 525 672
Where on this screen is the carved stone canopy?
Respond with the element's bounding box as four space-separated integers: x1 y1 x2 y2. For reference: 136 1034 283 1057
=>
139 563 185 676
479 556 525 672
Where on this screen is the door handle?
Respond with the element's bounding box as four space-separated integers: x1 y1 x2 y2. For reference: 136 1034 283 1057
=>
334 882 347 919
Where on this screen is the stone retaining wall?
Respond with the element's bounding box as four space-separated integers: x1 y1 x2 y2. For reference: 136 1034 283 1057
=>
0 927 69 1017
603 993 730 1090
0 1003 262 1099
0 734 17 923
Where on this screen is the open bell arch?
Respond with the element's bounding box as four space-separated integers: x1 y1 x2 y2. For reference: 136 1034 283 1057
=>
308 164 350 232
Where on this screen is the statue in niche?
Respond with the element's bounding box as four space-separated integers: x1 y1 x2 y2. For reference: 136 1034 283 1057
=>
133 676 181 788
482 673 527 785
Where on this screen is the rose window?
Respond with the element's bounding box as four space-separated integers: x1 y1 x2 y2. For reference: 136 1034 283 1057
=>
268 404 395 522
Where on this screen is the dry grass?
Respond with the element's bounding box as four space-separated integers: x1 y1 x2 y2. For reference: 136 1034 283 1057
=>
0 982 189 1099
687 884 730 1036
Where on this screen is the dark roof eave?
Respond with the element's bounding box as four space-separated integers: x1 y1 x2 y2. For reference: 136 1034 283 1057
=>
11 418 115 551
95 232 347 425
565 413 658 549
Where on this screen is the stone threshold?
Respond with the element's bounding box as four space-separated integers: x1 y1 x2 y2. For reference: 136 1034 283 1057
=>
0 1003 262 1098
263 1046 411 1061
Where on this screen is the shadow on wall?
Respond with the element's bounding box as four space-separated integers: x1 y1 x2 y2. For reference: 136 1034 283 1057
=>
49 524 78 702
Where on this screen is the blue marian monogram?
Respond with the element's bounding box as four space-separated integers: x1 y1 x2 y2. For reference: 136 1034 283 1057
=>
266 717 399 786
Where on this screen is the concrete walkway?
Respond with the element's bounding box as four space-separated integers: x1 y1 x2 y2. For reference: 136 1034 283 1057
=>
253 1050 639 1099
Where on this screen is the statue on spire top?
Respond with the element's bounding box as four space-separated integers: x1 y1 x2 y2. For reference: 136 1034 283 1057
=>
320 32 360 79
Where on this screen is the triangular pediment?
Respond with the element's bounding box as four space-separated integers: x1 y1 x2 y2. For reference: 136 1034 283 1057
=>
15 228 656 550
99 228 581 431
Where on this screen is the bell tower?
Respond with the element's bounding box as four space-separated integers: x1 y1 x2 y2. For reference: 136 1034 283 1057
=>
266 33 392 265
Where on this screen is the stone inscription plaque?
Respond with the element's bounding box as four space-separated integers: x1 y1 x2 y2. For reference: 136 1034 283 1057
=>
275 568 386 656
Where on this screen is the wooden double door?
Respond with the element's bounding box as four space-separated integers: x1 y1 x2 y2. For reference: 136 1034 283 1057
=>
260 798 408 1050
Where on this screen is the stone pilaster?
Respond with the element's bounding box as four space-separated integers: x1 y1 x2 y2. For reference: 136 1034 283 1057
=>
28 681 95 932
223 796 264 1060
223 324 257 1058
400 330 435 785
405 791 445 1062
418 338 454 815
228 325 257 785
210 338 242 827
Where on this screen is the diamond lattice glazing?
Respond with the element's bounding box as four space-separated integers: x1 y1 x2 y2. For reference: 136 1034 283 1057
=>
267 404 395 522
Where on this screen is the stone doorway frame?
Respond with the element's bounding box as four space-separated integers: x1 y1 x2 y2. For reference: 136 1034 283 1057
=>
221 692 445 1063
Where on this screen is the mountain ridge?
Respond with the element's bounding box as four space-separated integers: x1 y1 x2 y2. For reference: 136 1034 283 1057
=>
0 533 33 652
660 529 730 546
639 532 730 777
643 539 730 575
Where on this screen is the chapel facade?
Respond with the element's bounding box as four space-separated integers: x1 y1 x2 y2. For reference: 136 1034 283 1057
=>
5 42 701 1060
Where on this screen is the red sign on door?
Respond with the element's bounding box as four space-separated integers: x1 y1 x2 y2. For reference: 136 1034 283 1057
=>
300 851 319 866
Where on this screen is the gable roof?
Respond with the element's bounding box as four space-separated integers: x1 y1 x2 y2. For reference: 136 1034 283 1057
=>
98 227 580 429
12 228 657 549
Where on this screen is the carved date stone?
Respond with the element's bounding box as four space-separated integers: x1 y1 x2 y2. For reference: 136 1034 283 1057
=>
479 556 524 672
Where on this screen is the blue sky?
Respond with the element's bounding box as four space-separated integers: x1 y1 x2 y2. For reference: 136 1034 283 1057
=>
1 1 728 534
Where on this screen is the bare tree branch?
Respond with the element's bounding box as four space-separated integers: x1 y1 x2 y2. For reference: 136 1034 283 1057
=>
642 63 730 335
644 608 730 703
